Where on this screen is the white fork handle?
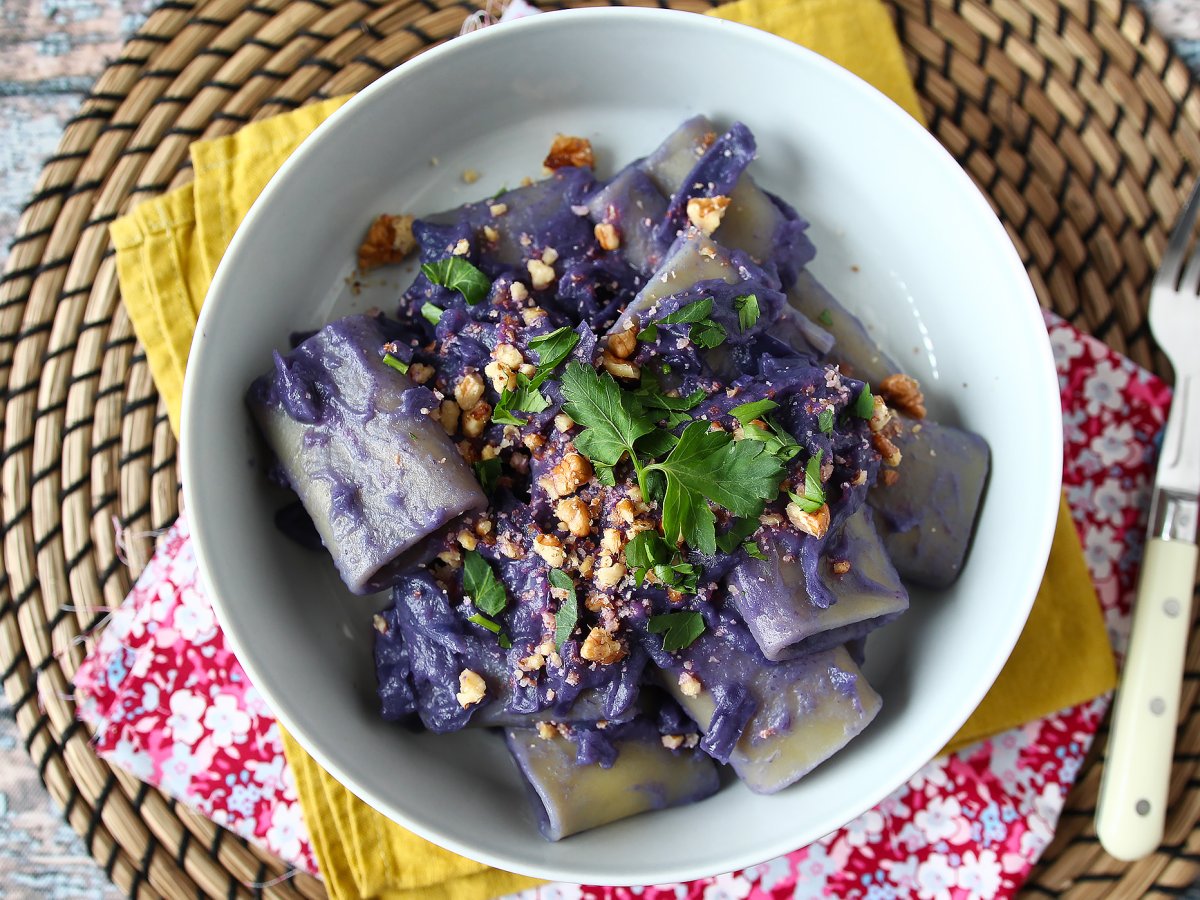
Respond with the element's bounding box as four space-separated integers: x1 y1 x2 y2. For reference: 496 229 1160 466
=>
1096 537 1199 860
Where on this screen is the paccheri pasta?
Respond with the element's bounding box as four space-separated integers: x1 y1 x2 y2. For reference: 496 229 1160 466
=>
246 116 991 840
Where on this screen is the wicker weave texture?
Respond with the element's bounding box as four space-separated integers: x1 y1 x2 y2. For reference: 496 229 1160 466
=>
0 0 1197 897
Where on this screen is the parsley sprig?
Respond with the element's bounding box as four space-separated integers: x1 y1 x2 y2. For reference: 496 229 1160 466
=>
647 611 706 652
787 449 827 513
559 362 784 555
421 257 491 305
492 326 581 425
637 298 727 349
625 531 700 594
548 569 579 649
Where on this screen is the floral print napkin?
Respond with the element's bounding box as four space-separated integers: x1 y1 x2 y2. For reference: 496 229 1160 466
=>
73 309 1168 897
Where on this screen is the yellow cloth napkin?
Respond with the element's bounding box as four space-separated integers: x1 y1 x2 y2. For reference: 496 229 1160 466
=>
109 1 1116 896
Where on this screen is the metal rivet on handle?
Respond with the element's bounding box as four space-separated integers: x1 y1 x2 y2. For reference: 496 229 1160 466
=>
1136 800 1151 816
1151 697 1167 715
1164 598 1181 617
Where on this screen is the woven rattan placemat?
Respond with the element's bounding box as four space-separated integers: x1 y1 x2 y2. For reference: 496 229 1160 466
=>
1 0 1198 896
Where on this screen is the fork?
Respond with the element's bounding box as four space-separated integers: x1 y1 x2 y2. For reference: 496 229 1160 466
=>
1096 178 1200 861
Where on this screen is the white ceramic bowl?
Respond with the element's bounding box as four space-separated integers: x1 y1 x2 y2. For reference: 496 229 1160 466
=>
182 7 1061 885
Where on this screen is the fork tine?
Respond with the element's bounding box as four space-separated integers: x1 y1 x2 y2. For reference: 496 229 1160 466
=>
1157 176 1200 290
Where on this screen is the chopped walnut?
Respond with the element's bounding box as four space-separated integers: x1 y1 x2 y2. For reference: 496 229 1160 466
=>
439 399 460 434
661 734 685 750
554 413 575 433
831 559 852 576
523 432 546 451
408 362 434 385
541 247 559 265
594 222 621 251
851 469 868 486
451 238 470 256
484 359 517 393
490 202 508 216
686 195 731 235
527 258 556 290
456 529 478 551
494 343 523 369
437 546 463 569
556 497 592 537
462 168 481 183
510 281 529 303
678 671 702 698
593 559 627 588
880 468 900 487
372 614 388 635
869 396 893 433
612 498 637 525
461 401 491 439
533 534 566 568
482 224 500 243
357 213 415 270
600 527 624 555
873 432 903 467
786 501 830 539
607 320 638 360
879 374 926 419
544 134 594 170
456 669 487 707
601 349 640 380
454 372 486 411
498 536 525 559
540 452 593 498
518 653 546 672
536 722 557 740
580 626 626 664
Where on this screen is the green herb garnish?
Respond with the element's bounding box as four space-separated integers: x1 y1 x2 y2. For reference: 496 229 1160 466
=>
715 517 760 555
734 293 760 331
818 407 835 434
528 326 580 371
560 362 655 471
421 302 443 325
421 257 491 305
730 399 778 426
474 457 502 493
645 421 784 555
853 384 874 419
463 549 507 616
744 541 768 560
788 449 826 514
637 298 726 348
492 327 581 425
549 569 579 649
467 613 501 634
817 308 834 327
647 611 706 652
381 352 409 374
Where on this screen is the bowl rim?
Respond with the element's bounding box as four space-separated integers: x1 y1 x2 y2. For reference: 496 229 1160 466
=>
181 5 1062 884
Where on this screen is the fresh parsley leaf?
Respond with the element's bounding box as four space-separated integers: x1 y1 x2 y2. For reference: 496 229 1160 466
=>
647 611 706 652
421 257 491 305
690 319 727 349
421 302 443 325
499 633 512 649
528 327 580 371
626 531 673 576
634 376 707 429
637 323 659 343
548 569 579 649
382 353 409 374
744 541 768 560
646 422 785 554
463 550 507 616
853 384 874 418
730 399 779 426
763 414 802 460
474 457 502 493
662 299 714 324
734 294 760 331
635 429 680 458
492 372 550 425
788 449 826 513
817 308 834 327
467 613 501 634
818 407 835 434
715 517 761 554
560 362 655 469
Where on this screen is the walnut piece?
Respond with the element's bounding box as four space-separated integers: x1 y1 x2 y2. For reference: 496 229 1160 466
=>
878 374 927 419
678 671 702 698
456 669 486 707
786 501 831 539
356 213 415 271
872 432 903 467
532 533 566 568
556 497 592 538
580 627 626 665
540 452 593 499
686 195 731 235
544 134 594 170
594 222 621 251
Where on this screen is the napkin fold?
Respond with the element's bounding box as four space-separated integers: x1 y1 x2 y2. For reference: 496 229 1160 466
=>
108 0 1115 896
